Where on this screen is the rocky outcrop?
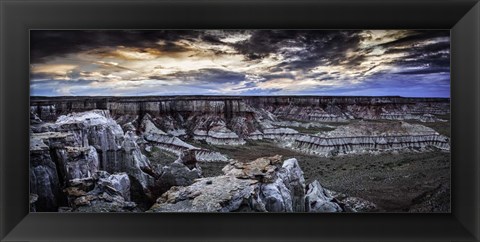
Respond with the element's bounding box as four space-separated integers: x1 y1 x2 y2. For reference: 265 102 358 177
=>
145 132 196 153
145 133 229 162
30 110 158 206
30 104 57 122
155 149 203 196
305 180 343 212
54 110 125 171
304 181 377 212
293 135 450 156
252 157 306 212
144 138 228 162
141 114 228 162
30 135 62 212
149 155 307 212
53 145 99 181
190 116 248 145
292 121 450 156
148 175 263 212
119 131 156 191
61 171 137 212
52 110 156 192
205 126 246 146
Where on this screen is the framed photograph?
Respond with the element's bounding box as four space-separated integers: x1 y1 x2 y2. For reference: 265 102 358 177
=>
1 0 479 241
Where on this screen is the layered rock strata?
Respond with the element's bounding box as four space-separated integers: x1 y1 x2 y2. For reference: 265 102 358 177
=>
30 110 158 212
244 96 449 122
30 96 450 157
292 121 450 156
141 114 228 161
30 96 450 127
53 110 156 191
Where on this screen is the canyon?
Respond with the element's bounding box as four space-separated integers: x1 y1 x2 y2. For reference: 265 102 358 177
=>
29 96 451 212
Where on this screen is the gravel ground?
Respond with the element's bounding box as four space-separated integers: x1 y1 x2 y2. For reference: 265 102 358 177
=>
193 139 450 212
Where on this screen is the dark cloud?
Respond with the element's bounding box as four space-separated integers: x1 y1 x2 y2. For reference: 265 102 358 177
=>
382 31 450 73
31 30 198 63
379 30 449 48
30 30 451 97
159 68 246 84
232 30 297 60
30 72 63 80
268 30 366 71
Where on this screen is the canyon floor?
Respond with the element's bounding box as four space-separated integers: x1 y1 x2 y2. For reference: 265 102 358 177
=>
146 119 451 213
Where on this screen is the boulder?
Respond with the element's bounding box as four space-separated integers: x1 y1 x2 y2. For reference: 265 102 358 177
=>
305 180 343 212
155 149 203 196
148 175 264 212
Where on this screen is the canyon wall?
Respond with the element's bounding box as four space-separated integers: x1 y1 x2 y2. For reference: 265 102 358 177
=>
30 96 450 122
30 96 450 157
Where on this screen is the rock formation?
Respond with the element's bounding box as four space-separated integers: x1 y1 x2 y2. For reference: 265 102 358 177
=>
30 110 159 211
305 180 343 212
149 155 309 212
141 114 228 161
61 171 138 212
53 110 156 192
30 134 63 211
148 154 378 213
155 149 203 196
292 121 450 156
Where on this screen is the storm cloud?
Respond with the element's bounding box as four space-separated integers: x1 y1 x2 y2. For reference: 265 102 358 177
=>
30 30 450 97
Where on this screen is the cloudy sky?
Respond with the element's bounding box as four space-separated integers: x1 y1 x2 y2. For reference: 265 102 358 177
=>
30 30 450 97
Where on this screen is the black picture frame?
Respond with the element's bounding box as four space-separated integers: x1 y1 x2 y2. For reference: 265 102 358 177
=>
1 0 479 241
